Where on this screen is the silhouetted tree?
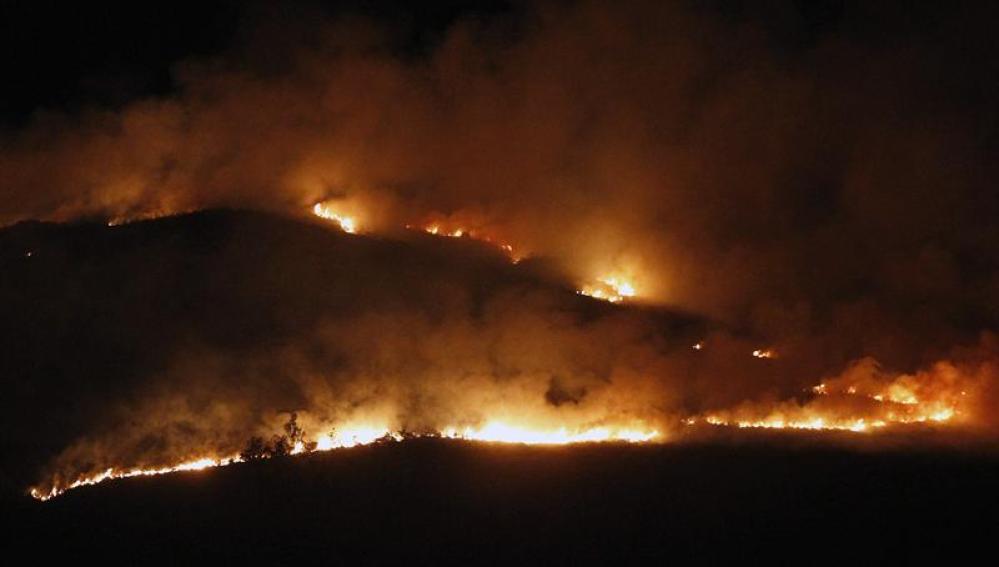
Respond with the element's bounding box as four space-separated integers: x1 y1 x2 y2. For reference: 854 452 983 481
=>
284 412 305 446
269 434 291 457
241 413 318 461
241 436 268 461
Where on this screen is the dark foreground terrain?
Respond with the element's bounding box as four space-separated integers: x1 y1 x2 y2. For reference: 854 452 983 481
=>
8 439 999 564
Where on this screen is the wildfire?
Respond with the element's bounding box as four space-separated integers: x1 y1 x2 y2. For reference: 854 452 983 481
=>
30 456 239 502
424 225 462 238
699 415 887 432
314 426 399 450
442 421 660 445
698 407 955 433
415 223 521 262
29 360 977 502
578 277 637 303
106 209 193 227
30 422 662 501
312 202 358 233
26 206 988 504
691 360 970 433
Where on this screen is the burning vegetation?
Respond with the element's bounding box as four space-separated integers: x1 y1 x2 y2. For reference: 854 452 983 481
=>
2 1 999 504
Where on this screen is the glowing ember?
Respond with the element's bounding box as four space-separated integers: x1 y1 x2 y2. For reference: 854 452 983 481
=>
752 349 775 359
312 202 357 233
415 223 522 261
578 277 637 303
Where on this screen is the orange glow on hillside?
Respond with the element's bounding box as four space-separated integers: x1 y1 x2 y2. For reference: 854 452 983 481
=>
689 359 971 433
578 276 637 303
30 456 240 502
312 202 358 233
442 421 660 445
413 222 522 262
30 421 662 501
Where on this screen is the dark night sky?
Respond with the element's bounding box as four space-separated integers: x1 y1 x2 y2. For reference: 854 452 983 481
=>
8 1 987 127
0 1 520 127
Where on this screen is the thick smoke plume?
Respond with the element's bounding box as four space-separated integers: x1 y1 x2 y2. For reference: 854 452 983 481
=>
2 1 999 494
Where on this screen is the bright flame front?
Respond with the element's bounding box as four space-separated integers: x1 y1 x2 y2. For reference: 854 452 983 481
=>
416 223 522 262
690 361 968 433
442 421 660 445
30 421 662 501
312 202 358 234
30 456 241 502
578 277 637 303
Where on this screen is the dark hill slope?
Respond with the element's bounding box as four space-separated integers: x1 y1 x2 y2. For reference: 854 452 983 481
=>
11 439 999 563
0 210 701 494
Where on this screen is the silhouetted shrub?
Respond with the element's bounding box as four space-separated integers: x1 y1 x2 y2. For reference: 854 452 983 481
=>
241 436 268 461
240 412 317 461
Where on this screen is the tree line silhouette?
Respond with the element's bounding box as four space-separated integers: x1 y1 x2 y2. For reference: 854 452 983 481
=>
240 412 317 461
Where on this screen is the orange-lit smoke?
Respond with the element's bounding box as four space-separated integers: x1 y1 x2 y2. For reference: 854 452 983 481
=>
4 1 999 502
690 353 992 433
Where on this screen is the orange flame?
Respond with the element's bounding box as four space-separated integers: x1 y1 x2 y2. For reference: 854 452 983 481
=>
30 456 240 502
414 222 522 262
312 202 358 233
690 360 970 433
30 421 662 501
578 276 637 303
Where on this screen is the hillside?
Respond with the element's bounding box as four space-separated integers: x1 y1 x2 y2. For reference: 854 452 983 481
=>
0 210 700 496
12 439 999 562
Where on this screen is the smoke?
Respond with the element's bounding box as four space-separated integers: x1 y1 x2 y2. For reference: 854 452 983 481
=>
3 1 999 491
17 212 698 491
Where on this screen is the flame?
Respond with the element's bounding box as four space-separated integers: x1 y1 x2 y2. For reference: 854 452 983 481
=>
106 209 194 227
442 421 660 445
30 421 662 501
691 360 971 433
29 359 978 502
578 276 637 303
700 415 887 433
424 225 463 238
30 456 240 502
312 202 358 233
26 207 988 502
415 223 522 262
314 425 397 450
698 407 953 433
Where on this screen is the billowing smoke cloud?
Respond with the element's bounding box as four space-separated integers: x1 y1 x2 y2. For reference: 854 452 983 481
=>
9 212 702 493
2 1 999 494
